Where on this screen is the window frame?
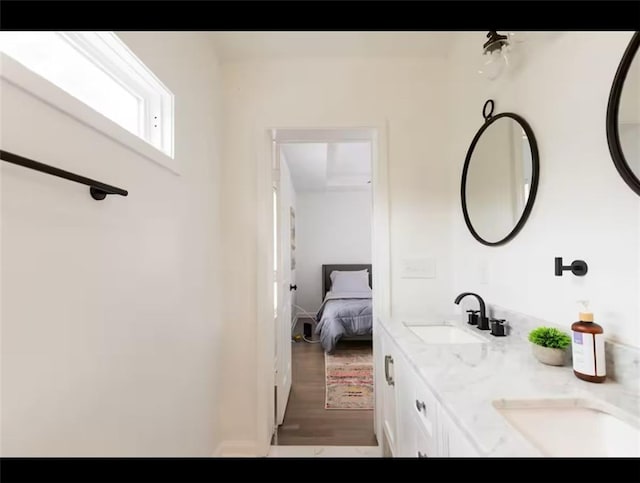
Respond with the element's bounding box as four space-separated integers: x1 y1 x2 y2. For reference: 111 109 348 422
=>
0 32 177 173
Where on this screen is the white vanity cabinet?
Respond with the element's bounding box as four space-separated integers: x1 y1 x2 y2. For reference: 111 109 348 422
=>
376 324 479 458
439 408 480 457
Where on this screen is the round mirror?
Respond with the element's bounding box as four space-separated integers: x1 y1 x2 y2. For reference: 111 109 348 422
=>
607 32 640 196
461 100 540 246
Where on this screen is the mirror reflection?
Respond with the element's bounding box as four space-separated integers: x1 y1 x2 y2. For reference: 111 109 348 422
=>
618 44 640 179
465 117 535 243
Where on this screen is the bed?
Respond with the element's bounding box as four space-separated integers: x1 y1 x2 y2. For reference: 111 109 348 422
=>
314 264 373 353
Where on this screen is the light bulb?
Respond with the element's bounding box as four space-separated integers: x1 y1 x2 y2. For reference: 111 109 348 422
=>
478 46 509 80
507 31 527 44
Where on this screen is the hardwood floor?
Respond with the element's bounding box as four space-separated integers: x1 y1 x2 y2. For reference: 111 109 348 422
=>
275 337 377 446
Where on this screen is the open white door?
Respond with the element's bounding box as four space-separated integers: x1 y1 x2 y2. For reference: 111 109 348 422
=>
273 144 293 426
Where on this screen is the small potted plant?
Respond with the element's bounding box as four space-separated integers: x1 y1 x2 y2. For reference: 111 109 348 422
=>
528 326 571 366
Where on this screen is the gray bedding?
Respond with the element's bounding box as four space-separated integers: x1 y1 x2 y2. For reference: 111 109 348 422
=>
315 291 373 353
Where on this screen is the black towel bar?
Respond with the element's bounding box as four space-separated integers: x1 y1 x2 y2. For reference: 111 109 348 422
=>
0 150 128 200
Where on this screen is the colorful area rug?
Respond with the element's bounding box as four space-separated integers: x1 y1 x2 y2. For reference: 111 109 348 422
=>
325 345 374 410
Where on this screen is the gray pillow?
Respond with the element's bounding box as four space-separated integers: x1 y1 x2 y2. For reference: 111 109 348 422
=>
330 270 370 292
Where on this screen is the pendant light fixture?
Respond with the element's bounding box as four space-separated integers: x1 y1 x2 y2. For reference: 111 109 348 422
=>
478 31 511 80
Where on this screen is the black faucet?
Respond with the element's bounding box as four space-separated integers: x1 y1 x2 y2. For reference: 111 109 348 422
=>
454 292 490 330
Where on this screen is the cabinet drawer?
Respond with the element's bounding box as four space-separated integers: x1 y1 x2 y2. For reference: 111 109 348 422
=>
413 410 437 458
412 378 438 441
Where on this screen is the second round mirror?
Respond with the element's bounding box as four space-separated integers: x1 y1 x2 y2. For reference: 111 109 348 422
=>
607 32 640 196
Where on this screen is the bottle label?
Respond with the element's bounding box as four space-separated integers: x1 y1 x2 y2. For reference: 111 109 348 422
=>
572 331 606 377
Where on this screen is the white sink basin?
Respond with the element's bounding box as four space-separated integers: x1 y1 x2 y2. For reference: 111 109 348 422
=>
493 399 640 457
405 324 486 345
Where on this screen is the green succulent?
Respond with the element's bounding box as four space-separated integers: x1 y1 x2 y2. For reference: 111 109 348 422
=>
528 327 571 349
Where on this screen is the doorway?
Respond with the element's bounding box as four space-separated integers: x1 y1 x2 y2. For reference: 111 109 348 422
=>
257 122 390 454
266 127 386 448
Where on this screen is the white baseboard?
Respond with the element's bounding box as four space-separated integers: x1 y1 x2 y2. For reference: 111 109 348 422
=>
213 440 259 457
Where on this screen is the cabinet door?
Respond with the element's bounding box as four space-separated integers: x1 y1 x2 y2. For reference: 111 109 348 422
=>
394 349 416 457
440 409 479 457
373 330 384 445
380 332 398 455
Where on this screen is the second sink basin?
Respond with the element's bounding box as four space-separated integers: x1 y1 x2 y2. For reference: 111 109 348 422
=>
493 398 640 457
405 324 486 345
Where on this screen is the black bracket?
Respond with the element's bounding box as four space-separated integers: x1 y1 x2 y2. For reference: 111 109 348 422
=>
555 257 588 277
90 187 108 200
289 284 297 291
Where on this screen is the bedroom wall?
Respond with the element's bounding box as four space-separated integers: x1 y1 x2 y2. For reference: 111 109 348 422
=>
447 32 640 348
295 189 372 315
219 56 452 449
1 32 224 456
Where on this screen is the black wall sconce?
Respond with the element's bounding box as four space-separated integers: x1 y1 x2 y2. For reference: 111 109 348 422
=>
555 257 588 277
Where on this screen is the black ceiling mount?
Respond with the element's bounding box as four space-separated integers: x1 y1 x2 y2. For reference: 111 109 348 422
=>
483 31 509 53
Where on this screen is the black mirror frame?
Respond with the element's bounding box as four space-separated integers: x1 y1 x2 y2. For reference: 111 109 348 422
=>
461 100 540 247
606 31 640 197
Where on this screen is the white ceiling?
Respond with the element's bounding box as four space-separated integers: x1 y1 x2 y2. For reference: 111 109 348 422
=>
211 32 456 61
281 141 372 192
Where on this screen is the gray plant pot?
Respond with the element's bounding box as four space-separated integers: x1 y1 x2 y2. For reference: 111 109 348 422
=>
531 343 567 366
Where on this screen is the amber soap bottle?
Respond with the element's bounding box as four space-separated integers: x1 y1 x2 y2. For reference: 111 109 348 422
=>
571 302 606 383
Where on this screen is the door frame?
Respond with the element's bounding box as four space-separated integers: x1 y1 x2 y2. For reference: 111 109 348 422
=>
254 119 391 456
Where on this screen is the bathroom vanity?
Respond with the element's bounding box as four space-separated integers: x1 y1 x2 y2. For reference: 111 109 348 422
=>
373 315 640 457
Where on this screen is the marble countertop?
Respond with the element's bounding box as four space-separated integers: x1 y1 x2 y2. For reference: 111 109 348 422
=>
378 316 640 457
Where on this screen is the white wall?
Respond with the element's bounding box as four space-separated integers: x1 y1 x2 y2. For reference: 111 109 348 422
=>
1 32 224 456
295 190 372 314
219 56 452 447
448 32 640 348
